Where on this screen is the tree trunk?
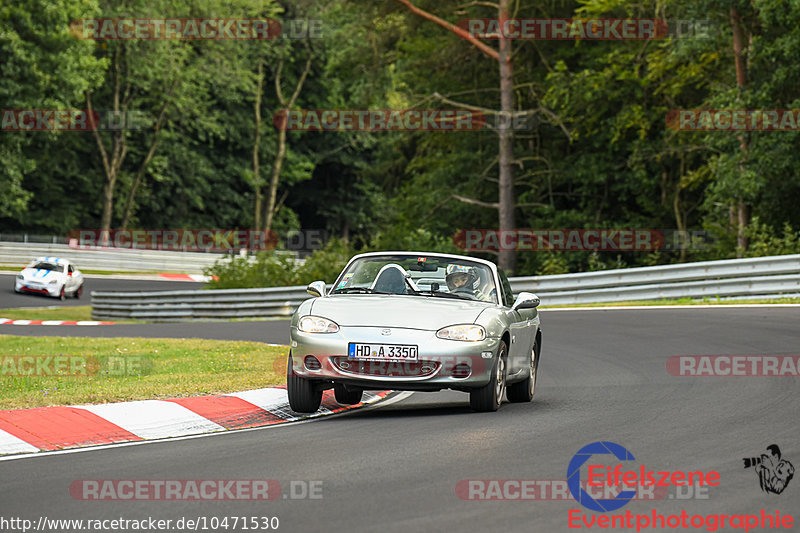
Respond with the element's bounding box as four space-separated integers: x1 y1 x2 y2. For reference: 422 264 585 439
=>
253 59 264 230
497 0 516 273
674 184 686 262
393 0 517 271
120 139 158 229
737 200 749 252
120 86 174 228
87 89 127 245
88 44 130 245
730 7 750 255
100 178 116 238
263 121 287 233
261 52 312 233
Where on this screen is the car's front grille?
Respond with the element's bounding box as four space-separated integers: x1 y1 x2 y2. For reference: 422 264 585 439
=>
331 356 438 377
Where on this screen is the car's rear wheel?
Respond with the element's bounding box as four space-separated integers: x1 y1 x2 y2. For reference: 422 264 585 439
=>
507 338 539 403
287 356 322 413
74 284 83 299
470 340 507 412
333 383 363 405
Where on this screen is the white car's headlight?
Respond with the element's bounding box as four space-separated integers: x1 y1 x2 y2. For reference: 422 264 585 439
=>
17 274 24 280
49 278 59 284
298 315 340 333
436 324 486 342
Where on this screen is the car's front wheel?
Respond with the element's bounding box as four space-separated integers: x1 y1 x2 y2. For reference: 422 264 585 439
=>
507 338 539 403
333 383 363 405
469 340 507 412
287 356 322 413
58 286 66 301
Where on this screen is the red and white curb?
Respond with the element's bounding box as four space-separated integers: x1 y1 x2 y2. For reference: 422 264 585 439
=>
0 318 115 326
158 273 215 282
0 388 390 456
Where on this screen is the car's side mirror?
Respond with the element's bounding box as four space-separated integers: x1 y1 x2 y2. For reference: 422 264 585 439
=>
512 292 540 310
306 281 327 298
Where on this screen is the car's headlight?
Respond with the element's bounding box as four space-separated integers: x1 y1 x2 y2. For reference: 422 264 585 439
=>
16 274 24 280
49 279 59 284
298 315 340 333
436 324 486 341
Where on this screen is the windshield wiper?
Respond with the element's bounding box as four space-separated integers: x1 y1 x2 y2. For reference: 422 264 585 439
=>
332 287 375 294
332 287 390 294
422 290 472 300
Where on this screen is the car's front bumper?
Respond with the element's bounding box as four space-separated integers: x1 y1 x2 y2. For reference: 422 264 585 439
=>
15 279 60 296
289 325 500 391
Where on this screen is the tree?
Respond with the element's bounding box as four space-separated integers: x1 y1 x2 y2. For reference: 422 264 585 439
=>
0 0 106 220
393 0 519 271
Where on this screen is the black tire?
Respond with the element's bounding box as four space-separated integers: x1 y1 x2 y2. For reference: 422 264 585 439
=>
58 286 66 301
74 284 83 299
507 337 540 403
287 356 322 413
470 340 507 412
333 383 363 405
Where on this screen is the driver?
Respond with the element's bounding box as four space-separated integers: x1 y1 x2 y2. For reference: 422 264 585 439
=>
446 264 477 295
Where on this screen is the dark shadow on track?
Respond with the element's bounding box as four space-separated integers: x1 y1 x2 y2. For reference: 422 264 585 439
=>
337 393 560 420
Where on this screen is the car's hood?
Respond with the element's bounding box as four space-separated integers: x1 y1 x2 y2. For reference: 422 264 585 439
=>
20 268 64 281
309 295 491 330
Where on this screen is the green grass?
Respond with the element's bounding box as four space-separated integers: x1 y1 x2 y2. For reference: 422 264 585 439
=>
540 296 800 308
0 335 288 410
0 306 94 321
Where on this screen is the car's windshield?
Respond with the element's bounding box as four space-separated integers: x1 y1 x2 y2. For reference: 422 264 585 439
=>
332 255 498 304
31 262 64 273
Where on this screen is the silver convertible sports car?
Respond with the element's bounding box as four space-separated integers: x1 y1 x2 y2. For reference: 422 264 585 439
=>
287 252 542 413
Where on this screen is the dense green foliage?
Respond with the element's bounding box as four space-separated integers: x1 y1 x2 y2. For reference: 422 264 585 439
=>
206 239 355 288
3 0 799 279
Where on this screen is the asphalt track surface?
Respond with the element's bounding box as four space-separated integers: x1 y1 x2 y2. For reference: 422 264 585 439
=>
0 272 203 309
1 307 799 532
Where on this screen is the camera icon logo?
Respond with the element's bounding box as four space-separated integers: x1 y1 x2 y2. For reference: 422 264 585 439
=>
742 444 794 495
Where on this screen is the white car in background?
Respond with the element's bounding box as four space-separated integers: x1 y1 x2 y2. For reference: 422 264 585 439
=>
14 257 84 300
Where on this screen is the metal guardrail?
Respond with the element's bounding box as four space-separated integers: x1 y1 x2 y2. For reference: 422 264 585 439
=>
90 254 800 321
0 242 238 274
92 286 309 320
0 233 65 244
511 254 800 306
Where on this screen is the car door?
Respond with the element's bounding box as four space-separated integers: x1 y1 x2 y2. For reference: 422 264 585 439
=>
498 269 533 375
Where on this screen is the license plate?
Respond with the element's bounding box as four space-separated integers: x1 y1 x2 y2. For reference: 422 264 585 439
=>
348 343 419 360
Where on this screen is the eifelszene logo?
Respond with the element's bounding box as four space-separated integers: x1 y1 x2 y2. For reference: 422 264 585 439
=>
743 444 795 495
566 441 721 512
